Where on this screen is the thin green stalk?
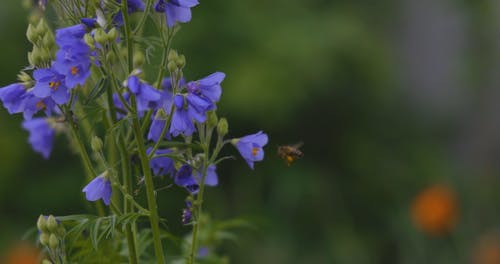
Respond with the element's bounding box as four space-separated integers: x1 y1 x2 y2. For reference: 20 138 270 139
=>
133 0 154 35
131 96 166 263
188 144 210 264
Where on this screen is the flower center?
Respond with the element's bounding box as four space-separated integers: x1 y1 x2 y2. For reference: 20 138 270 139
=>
70 66 79 76
252 147 260 157
49 81 60 90
36 100 46 110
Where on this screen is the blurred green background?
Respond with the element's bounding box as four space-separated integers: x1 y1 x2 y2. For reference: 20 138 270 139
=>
2 0 500 263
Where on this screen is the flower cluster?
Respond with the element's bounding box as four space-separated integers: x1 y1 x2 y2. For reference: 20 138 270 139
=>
3 1 269 262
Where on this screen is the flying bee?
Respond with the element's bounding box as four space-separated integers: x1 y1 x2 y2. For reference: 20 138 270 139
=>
277 142 304 166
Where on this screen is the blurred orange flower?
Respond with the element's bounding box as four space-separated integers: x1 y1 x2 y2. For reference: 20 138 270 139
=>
473 232 500 264
411 185 458 236
2 242 41 264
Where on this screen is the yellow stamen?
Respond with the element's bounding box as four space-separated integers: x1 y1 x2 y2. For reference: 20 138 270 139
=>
70 66 79 75
252 147 259 157
36 100 46 110
49 81 60 90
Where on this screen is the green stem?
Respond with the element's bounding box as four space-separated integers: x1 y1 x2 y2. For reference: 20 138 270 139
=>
133 0 154 35
131 95 166 264
122 0 134 73
188 143 210 264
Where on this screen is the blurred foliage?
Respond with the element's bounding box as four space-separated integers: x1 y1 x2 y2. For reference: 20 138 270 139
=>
1 0 500 263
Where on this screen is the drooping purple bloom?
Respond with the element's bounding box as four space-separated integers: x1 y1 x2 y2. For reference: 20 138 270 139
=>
147 117 167 142
170 95 196 137
185 93 214 123
148 148 176 176
55 24 87 45
233 131 268 169
155 0 199 28
127 75 161 113
0 83 27 114
81 18 98 28
186 72 224 103
22 118 55 159
174 165 199 193
112 92 131 119
82 172 112 206
32 68 70 104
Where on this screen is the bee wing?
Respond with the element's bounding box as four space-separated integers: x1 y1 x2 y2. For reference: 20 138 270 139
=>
291 141 304 149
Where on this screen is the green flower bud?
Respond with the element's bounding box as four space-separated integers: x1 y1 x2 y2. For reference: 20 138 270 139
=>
94 28 107 45
18 71 33 84
133 51 145 68
168 49 179 61
107 28 118 42
22 0 33 9
167 61 177 73
39 47 52 62
26 24 39 44
84 34 95 50
39 233 50 246
37 215 48 232
35 19 49 37
29 48 44 66
42 259 53 264
49 234 59 249
91 136 104 152
217 118 229 137
106 52 116 64
206 111 218 128
56 226 66 237
175 54 186 68
47 215 58 233
42 32 55 49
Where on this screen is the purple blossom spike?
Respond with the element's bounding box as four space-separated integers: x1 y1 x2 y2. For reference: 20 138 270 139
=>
0 83 27 114
193 165 218 186
82 172 112 206
154 0 199 28
233 131 268 169
22 118 55 159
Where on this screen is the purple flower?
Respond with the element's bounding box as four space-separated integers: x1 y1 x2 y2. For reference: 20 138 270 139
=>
82 172 112 206
21 92 57 120
22 118 55 159
193 165 218 186
148 148 176 176
174 164 218 193
112 92 131 119
233 131 268 169
147 117 167 142
81 18 98 28
127 75 162 113
0 83 27 114
185 93 214 123
32 68 70 104
186 72 225 103
154 0 199 28
170 95 196 137
54 24 91 88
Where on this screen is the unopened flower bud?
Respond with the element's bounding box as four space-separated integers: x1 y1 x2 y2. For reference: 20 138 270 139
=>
217 118 228 136
91 136 103 152
106 52 116 64
18 71 32 84
84 34 95 49
57 226 66 237
26 24 39 44
49 234 59 249
39 48 52 62
168 49 178 61
37 215 48 232
94 28 107 45
175 54 186 68
35 19 49 36
107 28 118 42
206 111 218 128
47 215 58 233
39 233 50 246
42 33 55 49
42 259 53 264
167 61 177 73
133 51 145 68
